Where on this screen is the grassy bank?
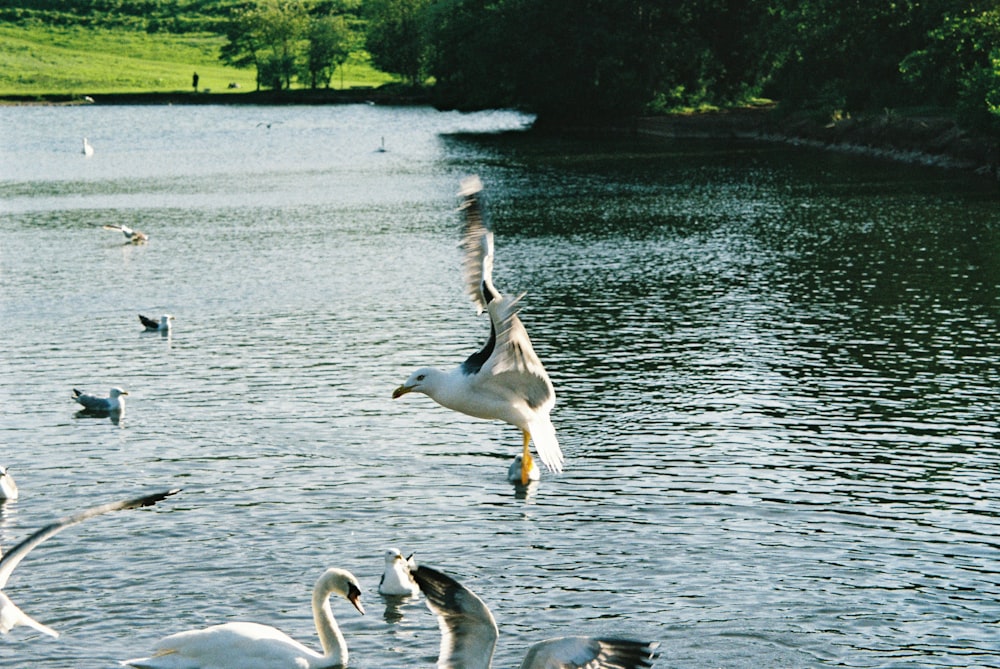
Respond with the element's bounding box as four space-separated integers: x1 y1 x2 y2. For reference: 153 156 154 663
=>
0 23 394 96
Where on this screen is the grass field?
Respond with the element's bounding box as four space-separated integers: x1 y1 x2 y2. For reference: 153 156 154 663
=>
0 23 395 96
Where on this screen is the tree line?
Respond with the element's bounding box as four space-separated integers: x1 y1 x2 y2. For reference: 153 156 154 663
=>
4 0 999 129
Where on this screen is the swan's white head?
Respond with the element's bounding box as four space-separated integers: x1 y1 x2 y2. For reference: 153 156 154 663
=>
392 367 442 399
317 568 365 615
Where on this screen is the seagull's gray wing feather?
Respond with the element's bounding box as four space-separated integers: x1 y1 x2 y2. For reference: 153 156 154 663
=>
0 489 179 589
72 390 112 411
412 565 498 669
519 637 659 669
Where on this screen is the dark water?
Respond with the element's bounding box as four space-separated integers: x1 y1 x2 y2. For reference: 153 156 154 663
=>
0 105 998 668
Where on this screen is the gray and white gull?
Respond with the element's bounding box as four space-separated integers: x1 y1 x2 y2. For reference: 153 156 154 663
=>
393 176 562 484
411 563 658 669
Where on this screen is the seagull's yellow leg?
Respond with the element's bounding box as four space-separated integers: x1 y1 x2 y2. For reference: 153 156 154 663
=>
521 430 534 485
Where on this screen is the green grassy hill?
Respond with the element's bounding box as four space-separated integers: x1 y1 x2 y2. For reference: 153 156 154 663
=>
0 23 394 97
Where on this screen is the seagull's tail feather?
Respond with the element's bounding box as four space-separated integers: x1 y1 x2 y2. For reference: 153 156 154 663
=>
20 611 60 638
529 416 563 474
0 595 59 638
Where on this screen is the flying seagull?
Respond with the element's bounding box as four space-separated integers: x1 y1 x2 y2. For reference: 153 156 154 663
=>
411 563 659 669
393 176 562 484
102 224 148 244
0 489 180 638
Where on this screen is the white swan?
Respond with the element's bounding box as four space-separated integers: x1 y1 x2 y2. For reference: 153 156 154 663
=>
0 467 17 501
102 224 149 244
73 387 127 414
411 563 658 669
139 314 174 333
378 548 419 596
393 176 562 485
82 137 94 156
122 567 365 669
0 489 179 638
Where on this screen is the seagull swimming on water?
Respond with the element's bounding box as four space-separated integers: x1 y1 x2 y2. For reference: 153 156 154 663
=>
411 563 659 669
72 387 127 415
393 176 562 485
0 467 17 501
0 489 179 638
378 548 419 597
139 314 173 333
102 224 148 244
82 137 94 156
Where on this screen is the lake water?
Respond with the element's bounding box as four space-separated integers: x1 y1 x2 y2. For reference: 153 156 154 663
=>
1 103 998 669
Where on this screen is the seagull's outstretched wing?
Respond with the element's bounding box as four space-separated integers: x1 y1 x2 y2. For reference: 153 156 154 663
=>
459 175 496 314
0 489 180 590
412 564 498 669
519 636 660 669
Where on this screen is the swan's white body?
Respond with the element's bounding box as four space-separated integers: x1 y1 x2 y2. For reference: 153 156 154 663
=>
394 176 562 484
82 138 94 156
412 564 658 669
378 548 419 596
0 489 179 638
122 567 364 669
0 467 17 501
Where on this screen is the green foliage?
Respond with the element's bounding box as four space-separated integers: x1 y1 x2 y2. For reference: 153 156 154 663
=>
364 0 431 86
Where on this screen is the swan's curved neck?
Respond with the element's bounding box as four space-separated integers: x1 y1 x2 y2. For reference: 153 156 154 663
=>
313 584 348 665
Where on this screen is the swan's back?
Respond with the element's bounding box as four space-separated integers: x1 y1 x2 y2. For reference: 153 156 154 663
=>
125 622 321 669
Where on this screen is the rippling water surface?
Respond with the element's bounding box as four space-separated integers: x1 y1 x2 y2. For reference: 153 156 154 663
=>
1 104 998 668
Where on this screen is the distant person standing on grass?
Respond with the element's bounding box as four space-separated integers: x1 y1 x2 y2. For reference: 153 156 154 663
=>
192 72 199 92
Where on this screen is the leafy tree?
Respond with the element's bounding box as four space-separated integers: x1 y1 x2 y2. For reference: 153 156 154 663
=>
303 14 354 88
365 0 431 86
221 0 307 90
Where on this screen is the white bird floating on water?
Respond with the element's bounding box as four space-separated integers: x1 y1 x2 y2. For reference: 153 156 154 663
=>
73 387 127 415
122 567 365 669
103 224 148 244
139 314 174 333
393 176 563 485
0 467 18 501
0 489 179 638
507 453 540 484
378 548 419 597
82 137 94 156
411 563 659 669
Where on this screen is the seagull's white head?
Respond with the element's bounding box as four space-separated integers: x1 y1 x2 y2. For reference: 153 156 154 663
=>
109 387 128 399
392 367 440 399
383 547 406 565
161 314 174 329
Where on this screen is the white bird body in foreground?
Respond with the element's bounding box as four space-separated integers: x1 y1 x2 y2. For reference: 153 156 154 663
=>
394 176 562 484
103 224 148 244
411 564 658 669
507 455 540 484
73 387 127 414
0 467 17 501
122 567 365 669
379 548 420 597
139 314 174 333
82 137 94 156
0 489 179 638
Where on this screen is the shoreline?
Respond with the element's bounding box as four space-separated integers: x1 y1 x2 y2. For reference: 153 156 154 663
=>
636 106 999 180
5 91 997 179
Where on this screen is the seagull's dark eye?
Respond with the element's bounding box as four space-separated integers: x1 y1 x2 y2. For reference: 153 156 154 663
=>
416 374 426 381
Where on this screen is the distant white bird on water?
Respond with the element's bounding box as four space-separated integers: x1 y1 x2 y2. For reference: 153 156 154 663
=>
378 548 419 597
72 387 127 415
0 489 179 638
411 563 659 669
139 314 173 333
82 137 94 156
103 224 148 244
393 176 562 485
121 567 365 669
0 467 17 501
507 453 540 484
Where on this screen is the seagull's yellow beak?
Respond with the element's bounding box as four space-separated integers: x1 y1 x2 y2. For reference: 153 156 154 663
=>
392 384 412 399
